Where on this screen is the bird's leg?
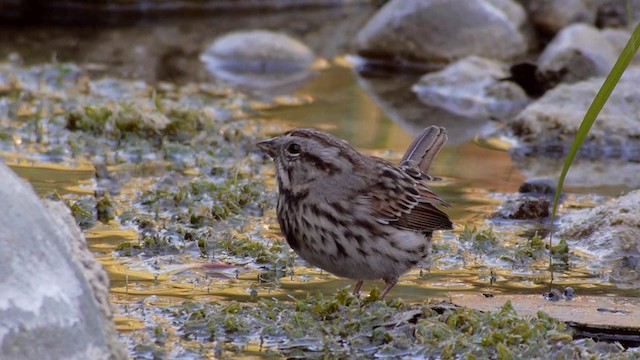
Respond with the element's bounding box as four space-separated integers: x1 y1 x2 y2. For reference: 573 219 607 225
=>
379 277 398 299
353 280 364 296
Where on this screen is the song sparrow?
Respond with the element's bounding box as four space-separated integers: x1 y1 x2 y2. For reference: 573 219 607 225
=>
257 126 452 298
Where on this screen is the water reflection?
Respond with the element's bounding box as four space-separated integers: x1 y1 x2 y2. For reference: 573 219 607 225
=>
354 65 499 145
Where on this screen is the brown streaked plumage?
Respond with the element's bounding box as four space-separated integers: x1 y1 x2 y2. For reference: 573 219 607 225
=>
257 126 452 298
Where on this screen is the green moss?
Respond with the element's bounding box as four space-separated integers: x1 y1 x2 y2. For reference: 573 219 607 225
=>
66 106 113 134
67 196 96 230
160 292 627 359
96 195 115 223
459 224 499 253
153 325 167 344
551 238 570 262
505 233 547 265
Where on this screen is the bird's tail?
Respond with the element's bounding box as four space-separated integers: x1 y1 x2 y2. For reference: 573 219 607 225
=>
399 126 447 174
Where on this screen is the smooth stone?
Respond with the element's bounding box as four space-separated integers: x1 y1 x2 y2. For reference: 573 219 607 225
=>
601 28 640 66
596 0 640 27
525 0 597 35
355 0 529 65
355 69 498 145
509 67 640 157
537 23 618 87
412 56 529 120
201 29 317 90
0 162 126 359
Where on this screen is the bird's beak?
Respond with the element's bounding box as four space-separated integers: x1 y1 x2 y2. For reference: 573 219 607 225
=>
256 138 278 159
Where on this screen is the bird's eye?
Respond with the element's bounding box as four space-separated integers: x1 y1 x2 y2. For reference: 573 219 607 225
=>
286 143 301 155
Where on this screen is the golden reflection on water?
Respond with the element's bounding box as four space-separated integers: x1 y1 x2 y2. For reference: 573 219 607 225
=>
5 155 96 195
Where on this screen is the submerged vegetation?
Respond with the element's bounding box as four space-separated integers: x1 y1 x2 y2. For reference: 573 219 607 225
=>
128 291 628 358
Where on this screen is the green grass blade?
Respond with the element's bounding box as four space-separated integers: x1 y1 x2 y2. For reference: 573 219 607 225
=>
548 23 640 270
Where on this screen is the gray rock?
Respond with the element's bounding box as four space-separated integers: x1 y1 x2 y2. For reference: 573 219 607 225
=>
602 28 640 66
201 29 317 91
537 23 618 87
596 0 640 28
526 0 598 35
557 190 640 286
355 70 498 145
412 56 529 120
0 163 126 360
510 67 640 157
494 177 555 220
494 196 550 220
355 0 529 65
518 178 556 196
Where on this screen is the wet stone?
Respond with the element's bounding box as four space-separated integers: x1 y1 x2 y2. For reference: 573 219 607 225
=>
525 0 598 35
510 68 640 156
518 178 556 196
494 196 550 220
355 0 529 66
536 23 618 88
596 0 640 27
557 189 640 287
201 29 316 90
544 288 565 302
412 56 529 120
0 163 126 360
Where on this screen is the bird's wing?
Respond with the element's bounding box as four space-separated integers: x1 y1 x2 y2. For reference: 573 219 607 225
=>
360 163 452 232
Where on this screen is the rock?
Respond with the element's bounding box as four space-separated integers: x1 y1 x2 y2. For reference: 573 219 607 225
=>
557 190 640 286
412 56 529 120
452 293 640 335
494 196 550 220
525 0 598 35
355 69 498 144
537 23 618 87
596 0 640 28
518 178 556 196
1 5 373 85
509 67 640 157
544 288 565 302
0 163 126 359
355 0 529 66
201 29 317 91
601 28 640 66
564 287 576 300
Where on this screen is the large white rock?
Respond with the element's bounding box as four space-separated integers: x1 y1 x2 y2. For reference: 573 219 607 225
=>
0 163 126 359
355 0 529 65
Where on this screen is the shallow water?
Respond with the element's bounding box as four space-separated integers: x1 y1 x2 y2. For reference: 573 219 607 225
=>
6 58 633 301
